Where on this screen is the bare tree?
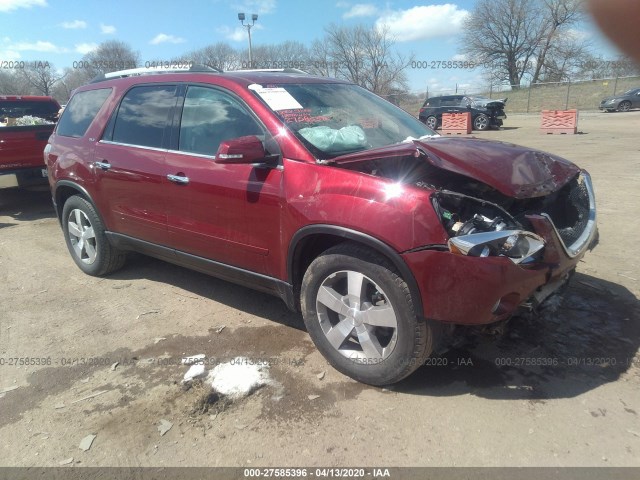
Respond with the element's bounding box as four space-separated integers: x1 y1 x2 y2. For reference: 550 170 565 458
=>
18 62 65 96
0 70 31 95
82 40 140 79
537 33 591 82
180 42 240 71
51 67 89 103
307 39 340 77
530 0 584 83
578 54 640 79
244 41 308 69
461 0 585 88
317 24 411 96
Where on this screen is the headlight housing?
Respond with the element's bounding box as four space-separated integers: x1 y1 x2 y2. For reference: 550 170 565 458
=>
448 230 545 264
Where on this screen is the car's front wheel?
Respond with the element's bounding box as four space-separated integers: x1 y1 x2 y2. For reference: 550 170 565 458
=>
473 114 490 130
618 100 632 112
61 195 126 276
301 243 438 386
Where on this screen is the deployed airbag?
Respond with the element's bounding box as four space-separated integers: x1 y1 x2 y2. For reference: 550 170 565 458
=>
299 125 367 152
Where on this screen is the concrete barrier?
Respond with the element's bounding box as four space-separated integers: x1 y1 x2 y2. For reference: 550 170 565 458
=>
442 112 472 135
540 109 578 134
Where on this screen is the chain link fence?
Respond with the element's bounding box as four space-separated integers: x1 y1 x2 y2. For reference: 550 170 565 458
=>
392 75 640 115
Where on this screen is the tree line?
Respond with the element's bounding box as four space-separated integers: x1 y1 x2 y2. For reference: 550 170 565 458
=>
1 1 638 103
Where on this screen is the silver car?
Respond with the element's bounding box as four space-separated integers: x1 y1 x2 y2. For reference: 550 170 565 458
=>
599 88 640 112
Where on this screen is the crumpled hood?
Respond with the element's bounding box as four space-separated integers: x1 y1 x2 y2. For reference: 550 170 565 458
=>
471 97 507 109
329 137 580 199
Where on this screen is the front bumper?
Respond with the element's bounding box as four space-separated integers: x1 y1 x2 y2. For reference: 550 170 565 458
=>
403 172 597 325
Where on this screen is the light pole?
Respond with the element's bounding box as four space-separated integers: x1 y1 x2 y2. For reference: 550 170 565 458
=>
238 13 258 68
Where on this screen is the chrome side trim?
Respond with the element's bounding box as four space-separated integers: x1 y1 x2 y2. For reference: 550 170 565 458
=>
99 140 168 153
541 171 597 258
165 149 216 160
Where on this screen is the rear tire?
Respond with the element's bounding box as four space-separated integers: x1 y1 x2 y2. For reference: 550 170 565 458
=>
425 115 438 130
300 243 438 386
61 195 126 276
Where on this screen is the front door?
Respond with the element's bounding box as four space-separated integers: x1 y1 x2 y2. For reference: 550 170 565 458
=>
165 85 282 276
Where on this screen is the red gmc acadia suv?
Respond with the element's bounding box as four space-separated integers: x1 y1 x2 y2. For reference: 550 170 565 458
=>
45 66 598 385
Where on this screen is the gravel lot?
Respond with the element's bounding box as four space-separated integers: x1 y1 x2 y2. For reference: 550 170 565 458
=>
0 112 639 471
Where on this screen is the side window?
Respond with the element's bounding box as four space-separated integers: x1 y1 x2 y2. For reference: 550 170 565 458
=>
179 86 263 156
440 98 459 107
427 98 439 108
112 85 176 148
57 89 111 137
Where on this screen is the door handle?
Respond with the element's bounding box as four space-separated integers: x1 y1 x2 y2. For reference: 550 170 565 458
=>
94 160 111 170
167 174 189 185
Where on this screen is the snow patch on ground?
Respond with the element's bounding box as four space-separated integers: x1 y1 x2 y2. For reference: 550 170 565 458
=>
207 357 272 400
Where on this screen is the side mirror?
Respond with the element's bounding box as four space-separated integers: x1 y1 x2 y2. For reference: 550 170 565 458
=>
215 135 266 164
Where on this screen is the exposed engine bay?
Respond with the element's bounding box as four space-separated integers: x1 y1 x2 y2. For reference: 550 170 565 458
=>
340 152 591 259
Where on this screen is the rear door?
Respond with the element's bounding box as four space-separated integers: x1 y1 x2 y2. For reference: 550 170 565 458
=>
164 84 283 276
93 84 178 246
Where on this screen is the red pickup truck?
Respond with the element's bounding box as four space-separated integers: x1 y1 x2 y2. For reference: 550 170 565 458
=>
0 95 60 187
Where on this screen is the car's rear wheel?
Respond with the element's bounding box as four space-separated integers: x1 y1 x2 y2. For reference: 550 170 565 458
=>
473 114 489 130
425 115 438 130
62 195 126 276
618 101 632 112
301 243 438 386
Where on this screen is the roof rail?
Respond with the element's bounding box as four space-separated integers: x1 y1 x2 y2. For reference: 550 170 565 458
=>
90 64 221 83
230 68 309 75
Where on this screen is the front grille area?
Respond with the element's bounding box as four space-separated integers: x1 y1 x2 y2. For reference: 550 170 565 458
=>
511 173 594 255
547 175 591 247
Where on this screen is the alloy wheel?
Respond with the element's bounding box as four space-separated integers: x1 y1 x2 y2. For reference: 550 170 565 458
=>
315 270 399 362
67 208 97 265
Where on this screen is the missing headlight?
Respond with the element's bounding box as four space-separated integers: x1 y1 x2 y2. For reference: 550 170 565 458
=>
432 191 545 263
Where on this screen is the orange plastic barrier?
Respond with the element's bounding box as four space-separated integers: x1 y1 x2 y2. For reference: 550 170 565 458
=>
442 112 472 135
540 110 578 134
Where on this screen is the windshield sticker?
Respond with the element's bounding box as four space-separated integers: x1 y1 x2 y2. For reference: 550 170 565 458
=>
248 84 303 111
359 117 381 129
279 109 330 124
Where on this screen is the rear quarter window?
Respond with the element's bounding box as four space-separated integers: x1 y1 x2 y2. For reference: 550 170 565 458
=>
111 85 177 149
57 88 112 138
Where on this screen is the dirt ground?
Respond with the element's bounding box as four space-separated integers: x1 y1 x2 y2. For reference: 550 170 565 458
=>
0 112 639 470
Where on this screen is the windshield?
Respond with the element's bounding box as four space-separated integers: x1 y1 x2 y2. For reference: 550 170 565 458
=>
248 83 436 160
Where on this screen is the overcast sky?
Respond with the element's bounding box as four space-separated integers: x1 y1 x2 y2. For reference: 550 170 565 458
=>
0 0 621 94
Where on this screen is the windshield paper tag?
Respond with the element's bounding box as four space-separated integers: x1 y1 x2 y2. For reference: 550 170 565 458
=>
248 84 303 111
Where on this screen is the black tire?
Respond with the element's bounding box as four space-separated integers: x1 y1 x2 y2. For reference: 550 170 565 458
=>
618 101 632 112
473 114 490 130
300 243 438 386
425 115 438 130
61 195 126 276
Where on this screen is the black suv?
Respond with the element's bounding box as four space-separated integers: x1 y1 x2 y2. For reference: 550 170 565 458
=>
418 95 507 131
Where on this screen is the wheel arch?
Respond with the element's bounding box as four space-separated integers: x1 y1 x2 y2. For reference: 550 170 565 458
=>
54 181 102 225
287 225 424 318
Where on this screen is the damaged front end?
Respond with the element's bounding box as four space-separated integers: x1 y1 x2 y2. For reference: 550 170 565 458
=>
431 170 597 265
330 138 598 325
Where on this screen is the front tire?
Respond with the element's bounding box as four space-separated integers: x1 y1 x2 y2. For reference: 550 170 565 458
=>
61 195 126 276
300 243 437 386
618 101 632 112
473 114 490 130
